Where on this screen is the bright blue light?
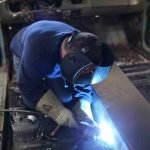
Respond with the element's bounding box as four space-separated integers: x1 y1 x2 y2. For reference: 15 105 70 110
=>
98 119 116 145
92 66 111 84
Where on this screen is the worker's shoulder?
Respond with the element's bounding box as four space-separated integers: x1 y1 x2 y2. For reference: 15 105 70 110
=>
29 20 75 30
23 20 76 38
32 20 68 25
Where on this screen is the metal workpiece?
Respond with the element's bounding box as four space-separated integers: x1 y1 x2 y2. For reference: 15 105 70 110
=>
120 63 150 102
94 64 150 150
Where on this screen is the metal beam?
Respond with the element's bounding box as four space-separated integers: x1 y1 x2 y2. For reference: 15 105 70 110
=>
94 64 150 150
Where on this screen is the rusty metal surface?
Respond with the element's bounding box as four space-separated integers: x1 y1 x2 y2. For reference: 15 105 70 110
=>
94 64 150 150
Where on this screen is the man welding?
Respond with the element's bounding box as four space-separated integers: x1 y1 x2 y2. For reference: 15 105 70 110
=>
10 20 114 130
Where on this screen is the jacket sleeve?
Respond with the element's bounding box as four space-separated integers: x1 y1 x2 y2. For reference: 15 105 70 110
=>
72 84 93 103
18 32 54 108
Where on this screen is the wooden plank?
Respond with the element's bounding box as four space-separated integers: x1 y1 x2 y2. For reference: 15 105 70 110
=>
94 64 150 150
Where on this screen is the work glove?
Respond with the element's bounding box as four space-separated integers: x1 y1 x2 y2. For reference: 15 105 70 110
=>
73 100 96 127
35 90 78 128
79 124 100 139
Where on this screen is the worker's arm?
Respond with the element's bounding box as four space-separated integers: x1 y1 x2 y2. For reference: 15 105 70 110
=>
18 31 51 108
36 90 78 128
73 84 93 103
72 84 96 125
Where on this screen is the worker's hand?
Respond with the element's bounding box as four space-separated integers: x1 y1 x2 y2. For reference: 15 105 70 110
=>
79 123 100 139
35 90 78 128
55 107 79 128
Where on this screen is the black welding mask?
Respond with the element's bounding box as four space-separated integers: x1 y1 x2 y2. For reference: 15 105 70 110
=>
61 52 96 85
61 32 114 85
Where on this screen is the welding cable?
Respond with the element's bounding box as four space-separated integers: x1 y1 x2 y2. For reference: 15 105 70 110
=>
0 109 43 116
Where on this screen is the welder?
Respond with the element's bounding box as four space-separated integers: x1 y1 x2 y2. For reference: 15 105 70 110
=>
10 20 114 130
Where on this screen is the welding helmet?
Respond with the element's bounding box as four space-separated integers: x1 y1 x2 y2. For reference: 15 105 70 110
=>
61 32 114 85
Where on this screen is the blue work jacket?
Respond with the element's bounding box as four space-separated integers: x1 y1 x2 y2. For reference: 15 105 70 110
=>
10 20 92 108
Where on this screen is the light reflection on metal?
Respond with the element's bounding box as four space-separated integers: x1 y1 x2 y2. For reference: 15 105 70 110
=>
98 119 116 145
26 115 38 124
8 26 12 30
92 93 129 150
95 15 100 18
92 66 112 84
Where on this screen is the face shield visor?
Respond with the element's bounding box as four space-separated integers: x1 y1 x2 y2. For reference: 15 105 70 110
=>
61 52 96 85
92 66 112 84
61 52 111 85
